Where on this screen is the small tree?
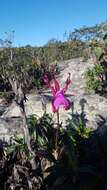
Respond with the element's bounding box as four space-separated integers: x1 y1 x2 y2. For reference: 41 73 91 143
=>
0 32 35 157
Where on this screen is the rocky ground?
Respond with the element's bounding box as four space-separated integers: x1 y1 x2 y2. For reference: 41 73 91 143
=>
0 58 107 140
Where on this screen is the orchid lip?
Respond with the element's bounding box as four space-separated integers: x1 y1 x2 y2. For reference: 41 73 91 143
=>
43 73 72 112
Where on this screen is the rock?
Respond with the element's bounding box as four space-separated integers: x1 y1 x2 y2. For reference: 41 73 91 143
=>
0 117 23 141
1 102 22 118
0 106 6 116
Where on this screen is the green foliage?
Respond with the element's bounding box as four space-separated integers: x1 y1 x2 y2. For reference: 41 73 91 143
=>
85 64 104 92
0 47 55 93
66 99 92 148
41 40 85 61
6 135 27 155
0 91 14 103
1 111 107 189
92 47 102 60
27 113 55 149
67 112 92 139
69 21 107 41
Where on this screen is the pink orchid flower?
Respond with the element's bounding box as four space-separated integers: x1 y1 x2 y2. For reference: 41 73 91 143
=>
43 73 72 113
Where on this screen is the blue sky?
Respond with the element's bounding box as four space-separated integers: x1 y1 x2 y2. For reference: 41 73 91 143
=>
0 0 107 46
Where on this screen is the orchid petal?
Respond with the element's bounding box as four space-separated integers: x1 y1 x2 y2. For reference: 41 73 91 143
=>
63 73 71 93
43 75 56 96
53 75 60 92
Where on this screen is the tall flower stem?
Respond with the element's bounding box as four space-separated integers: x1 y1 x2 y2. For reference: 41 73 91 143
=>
55 110 60 150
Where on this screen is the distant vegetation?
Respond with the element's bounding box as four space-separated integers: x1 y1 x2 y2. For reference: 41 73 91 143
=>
0 21 107 97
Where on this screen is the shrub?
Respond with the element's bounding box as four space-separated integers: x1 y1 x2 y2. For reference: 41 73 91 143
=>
93 47 102 60
85 64 104 92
